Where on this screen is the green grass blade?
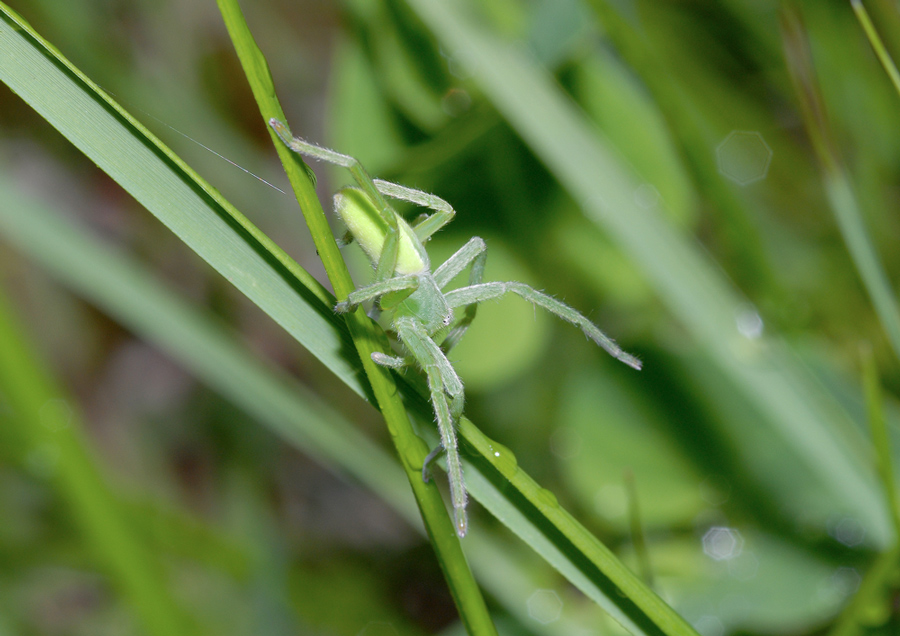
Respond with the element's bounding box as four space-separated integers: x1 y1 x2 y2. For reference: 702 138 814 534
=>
782 7 900 365
213 2 497 633
861 346 900 537
0 290 198 636
0 2 364 400
852 0 900 99
460 420 690 636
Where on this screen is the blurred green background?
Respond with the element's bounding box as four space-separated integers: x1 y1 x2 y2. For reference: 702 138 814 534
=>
2 0 900 634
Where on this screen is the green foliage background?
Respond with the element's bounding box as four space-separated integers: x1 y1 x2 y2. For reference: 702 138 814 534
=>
1 0 900 634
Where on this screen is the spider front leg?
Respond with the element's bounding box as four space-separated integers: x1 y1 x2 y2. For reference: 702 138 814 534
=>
373 179 456 243
444 282 643 370
333 274 421 313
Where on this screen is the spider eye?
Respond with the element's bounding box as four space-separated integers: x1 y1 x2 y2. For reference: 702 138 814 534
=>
443 310 453 327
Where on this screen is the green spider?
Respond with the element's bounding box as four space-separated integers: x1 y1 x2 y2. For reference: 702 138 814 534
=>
270 119 641 537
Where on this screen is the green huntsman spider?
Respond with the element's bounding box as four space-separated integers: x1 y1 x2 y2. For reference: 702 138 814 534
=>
271 119 641 537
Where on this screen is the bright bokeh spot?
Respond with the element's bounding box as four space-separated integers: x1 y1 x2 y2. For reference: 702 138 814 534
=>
830 517 866 547
716 131 772 185
703 526 744 561
527 589 563 624
694 615 725 636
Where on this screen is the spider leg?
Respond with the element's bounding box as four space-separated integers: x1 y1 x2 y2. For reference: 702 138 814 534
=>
374 179 456 243
395 316 468 537
334 274 420 313
444 282 643 370
433 238 488 353
370 352 409 368
433 237 486 288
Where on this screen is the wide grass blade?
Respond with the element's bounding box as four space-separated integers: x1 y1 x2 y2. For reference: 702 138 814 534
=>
0 2 364 400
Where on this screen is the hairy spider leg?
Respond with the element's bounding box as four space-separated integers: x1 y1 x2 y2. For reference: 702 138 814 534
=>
335 274 421 313
395 316 468 537
432 237 488 353
373 179 456 243
443 282 643 371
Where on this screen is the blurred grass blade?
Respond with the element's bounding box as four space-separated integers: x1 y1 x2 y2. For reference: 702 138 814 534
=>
852 0 900 98
861 346 900 537
782 7 900 364
0 2 366 400
0 289 197 636
405 0 888 546
625 470 655 588
827 543 900 636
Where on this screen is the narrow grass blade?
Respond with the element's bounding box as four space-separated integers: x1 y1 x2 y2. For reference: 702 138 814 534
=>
852 0 900 98
213 1 497 633
0 290 198 636
460 420 693 636
861 346 900 538
827 543 900 636
782 8 900 365
823 347 900 635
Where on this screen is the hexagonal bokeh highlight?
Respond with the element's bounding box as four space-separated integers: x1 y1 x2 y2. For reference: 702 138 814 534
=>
527 589 562 624
716 131 772 185
702 526 744 561
693 614 725 636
